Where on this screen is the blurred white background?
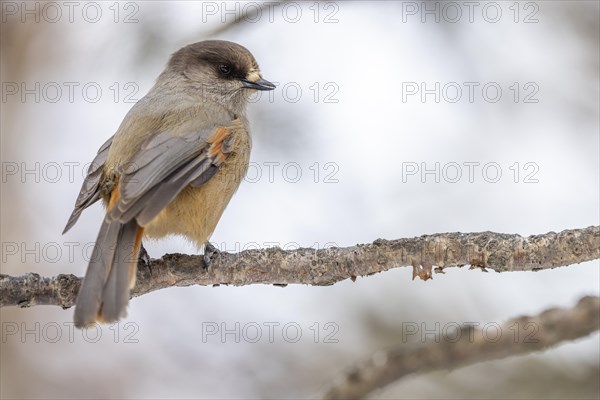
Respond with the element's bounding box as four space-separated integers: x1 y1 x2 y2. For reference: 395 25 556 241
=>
1 1 599 398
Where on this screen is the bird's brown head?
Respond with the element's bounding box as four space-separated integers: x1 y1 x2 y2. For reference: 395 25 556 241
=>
164 40 275 114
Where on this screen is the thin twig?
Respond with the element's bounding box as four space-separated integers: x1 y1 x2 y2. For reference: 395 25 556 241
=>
202 1 287 38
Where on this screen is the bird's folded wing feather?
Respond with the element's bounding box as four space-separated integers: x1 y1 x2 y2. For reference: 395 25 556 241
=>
63 120 237 231
63 136 114 234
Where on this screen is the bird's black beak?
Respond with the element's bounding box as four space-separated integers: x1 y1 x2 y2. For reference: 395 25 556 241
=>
241 78 276 91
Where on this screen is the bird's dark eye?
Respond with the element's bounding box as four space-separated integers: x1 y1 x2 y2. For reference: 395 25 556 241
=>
218 64 232 75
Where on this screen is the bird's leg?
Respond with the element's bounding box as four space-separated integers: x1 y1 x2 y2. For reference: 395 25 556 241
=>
203 241 219 268
137 242 152 274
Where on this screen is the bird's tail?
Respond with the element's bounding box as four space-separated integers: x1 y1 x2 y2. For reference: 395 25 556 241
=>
74 219 143 328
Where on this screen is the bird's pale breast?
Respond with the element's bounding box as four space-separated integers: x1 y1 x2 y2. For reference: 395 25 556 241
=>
142 121 251 246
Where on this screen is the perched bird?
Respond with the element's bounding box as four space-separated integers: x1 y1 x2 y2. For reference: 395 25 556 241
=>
63 40 275 328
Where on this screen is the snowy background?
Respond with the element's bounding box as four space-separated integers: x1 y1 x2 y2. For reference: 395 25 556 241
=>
1 1 598 398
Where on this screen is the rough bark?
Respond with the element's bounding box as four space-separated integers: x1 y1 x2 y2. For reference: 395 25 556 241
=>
1 226 598 308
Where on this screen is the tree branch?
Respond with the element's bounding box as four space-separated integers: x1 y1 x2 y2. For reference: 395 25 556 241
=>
323 295 600 399
202 1 288 38
1 226 598 308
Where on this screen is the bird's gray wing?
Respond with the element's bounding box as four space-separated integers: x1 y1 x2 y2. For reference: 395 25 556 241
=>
63 136 113 234
107 124 235 226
